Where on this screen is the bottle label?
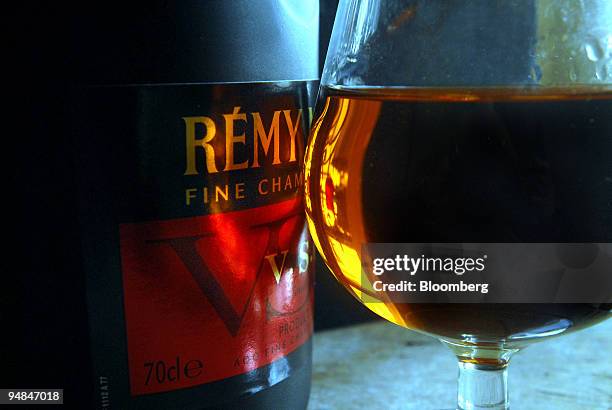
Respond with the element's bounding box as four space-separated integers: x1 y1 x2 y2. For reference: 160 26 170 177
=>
72 81 316 406
120 199 312 395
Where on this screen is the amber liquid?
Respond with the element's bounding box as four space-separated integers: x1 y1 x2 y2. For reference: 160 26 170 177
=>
305 86 611 346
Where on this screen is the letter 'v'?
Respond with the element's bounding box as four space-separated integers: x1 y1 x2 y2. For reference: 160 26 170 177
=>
148 213 298 337
150 234 248 336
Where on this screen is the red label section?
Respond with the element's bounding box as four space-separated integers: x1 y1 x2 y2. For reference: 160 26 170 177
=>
119 198 314 396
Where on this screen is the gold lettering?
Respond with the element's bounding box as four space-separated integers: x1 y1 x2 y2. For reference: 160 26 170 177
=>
215 185 229 201
185 188 197 206
265 250 289 284
284 174 293 190
223 106 248 171
294 171 304 188
272 177 281 192
252 111 281 167
258 179 269 195
182 116 218 175
235 182 245 199
203 187 209 204
282 109 302 162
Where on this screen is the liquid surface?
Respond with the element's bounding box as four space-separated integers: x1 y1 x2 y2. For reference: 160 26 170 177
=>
305 86 612 346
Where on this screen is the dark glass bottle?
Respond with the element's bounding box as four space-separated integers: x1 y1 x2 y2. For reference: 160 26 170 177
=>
13 2 318 409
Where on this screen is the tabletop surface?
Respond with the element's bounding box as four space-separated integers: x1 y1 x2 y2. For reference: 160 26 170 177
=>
308 318 612 410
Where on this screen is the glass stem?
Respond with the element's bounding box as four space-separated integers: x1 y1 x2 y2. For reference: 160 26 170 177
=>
457 361 509 410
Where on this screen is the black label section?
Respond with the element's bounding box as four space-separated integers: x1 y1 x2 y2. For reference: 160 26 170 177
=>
74 81 316 223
